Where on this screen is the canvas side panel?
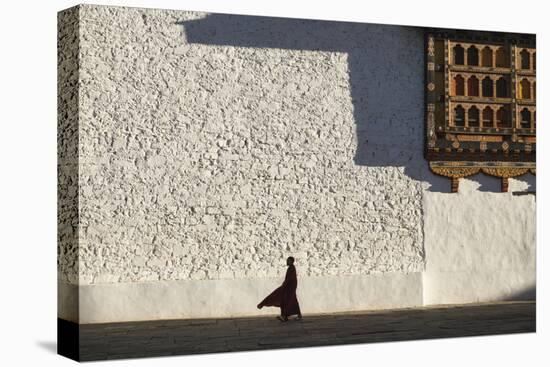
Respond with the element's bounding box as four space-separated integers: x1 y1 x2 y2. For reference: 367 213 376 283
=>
58 5 80 324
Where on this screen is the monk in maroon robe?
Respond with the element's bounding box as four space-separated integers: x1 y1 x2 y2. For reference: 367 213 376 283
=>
257 256 302 322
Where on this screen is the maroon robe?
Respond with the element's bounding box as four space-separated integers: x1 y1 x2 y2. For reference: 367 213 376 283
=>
258 264 301 317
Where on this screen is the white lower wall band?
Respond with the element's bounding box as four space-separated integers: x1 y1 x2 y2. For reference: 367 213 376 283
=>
422 270 536 305
59 272 423 323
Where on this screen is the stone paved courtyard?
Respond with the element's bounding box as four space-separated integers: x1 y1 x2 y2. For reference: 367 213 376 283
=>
76 301 535 361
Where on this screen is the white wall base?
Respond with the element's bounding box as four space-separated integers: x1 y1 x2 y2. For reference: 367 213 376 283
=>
422 270 535 305
59 272 423 324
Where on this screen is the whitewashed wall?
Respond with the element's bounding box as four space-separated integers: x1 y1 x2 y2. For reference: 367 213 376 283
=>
58 5 535 323
422 176 536 305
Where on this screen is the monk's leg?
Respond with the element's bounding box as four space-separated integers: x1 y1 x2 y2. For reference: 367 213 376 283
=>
278 308 289 322
297 306 302 319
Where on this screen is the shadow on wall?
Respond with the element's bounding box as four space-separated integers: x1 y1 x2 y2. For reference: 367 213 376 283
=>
178 14 534 193
468 173 536 193
500 286 536 301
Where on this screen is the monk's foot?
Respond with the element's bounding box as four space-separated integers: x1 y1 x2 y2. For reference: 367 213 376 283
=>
276 316 288 322
295 315 303 321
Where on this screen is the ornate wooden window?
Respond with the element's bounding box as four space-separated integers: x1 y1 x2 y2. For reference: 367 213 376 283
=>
425 29 536 192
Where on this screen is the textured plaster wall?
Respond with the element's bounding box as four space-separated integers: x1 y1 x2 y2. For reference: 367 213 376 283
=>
58 5 426 286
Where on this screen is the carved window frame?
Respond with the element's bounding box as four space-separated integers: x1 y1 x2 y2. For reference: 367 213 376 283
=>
425 29 536 192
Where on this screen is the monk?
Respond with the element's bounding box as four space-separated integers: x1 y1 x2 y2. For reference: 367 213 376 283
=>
257 256 303 322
